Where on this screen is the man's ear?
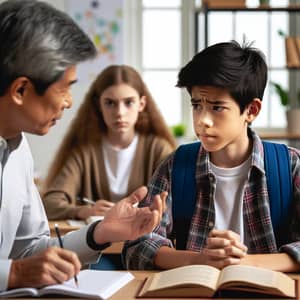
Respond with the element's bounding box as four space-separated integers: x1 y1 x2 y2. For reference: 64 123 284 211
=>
139 95 147 112
9 77 30 105
245 98 262 123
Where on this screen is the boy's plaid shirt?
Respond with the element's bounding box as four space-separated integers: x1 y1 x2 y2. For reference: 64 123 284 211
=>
123 130 300 270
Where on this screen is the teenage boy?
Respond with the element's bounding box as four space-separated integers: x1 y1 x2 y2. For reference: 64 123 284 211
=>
0 0 166 291
123 41 300 272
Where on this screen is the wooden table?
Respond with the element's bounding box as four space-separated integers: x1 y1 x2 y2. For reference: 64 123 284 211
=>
49 220 81 236
48 220 123 254
9 271 300 300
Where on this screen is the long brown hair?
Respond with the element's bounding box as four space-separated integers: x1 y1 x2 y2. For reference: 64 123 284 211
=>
43 65 176 189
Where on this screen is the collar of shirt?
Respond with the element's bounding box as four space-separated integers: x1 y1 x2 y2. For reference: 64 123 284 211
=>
0 137 8 166
0 134 22 167
197 128 265 180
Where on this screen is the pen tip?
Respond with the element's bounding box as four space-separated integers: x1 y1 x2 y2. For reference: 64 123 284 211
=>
75 276 79 288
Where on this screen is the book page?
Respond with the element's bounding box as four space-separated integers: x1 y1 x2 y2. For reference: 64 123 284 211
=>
218 265 277 287
40 269 134 299
218 265 295 298
148 265 220 292
0 287 37 298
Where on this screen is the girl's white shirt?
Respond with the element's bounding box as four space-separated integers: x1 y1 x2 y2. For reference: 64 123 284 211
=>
102 135 139 201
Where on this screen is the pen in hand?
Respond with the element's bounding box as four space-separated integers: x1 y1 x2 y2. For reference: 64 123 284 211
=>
54 223 79 288
77 196 95 206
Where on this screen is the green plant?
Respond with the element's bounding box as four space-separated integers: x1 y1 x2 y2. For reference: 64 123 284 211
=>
259 0 269 6
278 29 286 38
171 124 186 137
271 81 300 108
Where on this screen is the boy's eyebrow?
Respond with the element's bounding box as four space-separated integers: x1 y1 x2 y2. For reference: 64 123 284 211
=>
191 97 205 103
191 98 229 105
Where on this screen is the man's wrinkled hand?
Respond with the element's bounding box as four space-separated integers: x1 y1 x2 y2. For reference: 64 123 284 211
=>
8 247 81 289
93 186 167 244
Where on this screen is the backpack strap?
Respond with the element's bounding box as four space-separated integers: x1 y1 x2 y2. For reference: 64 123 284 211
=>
172 142 200 250
172 140 293 250
262 141 292 246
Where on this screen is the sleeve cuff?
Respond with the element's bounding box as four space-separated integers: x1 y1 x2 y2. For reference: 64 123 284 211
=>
280 243 300 263
86 220 112 251
62 224 101 263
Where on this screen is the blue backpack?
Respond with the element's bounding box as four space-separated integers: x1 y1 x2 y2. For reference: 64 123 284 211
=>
171 141 292 249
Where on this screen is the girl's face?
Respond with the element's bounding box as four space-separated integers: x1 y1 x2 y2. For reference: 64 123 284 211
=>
99 83 146 137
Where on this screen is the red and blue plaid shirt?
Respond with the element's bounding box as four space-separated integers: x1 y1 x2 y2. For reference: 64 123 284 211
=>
123 130 300 270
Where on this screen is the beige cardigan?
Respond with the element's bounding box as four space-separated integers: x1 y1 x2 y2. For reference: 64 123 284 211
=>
43 134 174 220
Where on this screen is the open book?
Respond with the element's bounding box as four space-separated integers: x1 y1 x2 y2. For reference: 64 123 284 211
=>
0 269 134 299
137 265 297 298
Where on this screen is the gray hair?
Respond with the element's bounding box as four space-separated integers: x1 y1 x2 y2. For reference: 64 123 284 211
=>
0 0 97 95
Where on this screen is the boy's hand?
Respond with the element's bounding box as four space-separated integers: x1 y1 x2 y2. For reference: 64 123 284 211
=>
93 186 167 244
201 229 248 268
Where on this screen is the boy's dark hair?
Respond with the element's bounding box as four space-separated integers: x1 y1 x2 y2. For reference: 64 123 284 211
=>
177 40 267 113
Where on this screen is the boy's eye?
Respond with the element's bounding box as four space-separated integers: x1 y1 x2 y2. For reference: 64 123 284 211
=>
192 103 202 111
212 105 225 112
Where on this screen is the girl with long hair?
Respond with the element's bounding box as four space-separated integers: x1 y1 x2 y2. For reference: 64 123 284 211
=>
42 65 176 220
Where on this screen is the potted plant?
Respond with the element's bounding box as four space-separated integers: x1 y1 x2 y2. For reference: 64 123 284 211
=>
271 81 300 134
171 123 186 145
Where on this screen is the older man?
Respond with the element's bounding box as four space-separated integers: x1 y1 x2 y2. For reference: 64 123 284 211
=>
0 0 166 291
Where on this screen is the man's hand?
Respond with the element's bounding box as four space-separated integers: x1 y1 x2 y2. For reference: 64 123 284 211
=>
200 229 248 269
93 186 167 244
8 247 81 289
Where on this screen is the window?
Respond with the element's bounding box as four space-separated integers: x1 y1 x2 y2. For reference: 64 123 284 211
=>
141 0 183 126
138 0 297 132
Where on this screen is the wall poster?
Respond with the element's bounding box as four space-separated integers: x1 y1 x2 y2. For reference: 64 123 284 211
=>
66 0 123 83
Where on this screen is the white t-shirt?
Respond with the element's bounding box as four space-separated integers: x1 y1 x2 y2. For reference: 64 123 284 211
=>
210 155 251 243
102 135 138 201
